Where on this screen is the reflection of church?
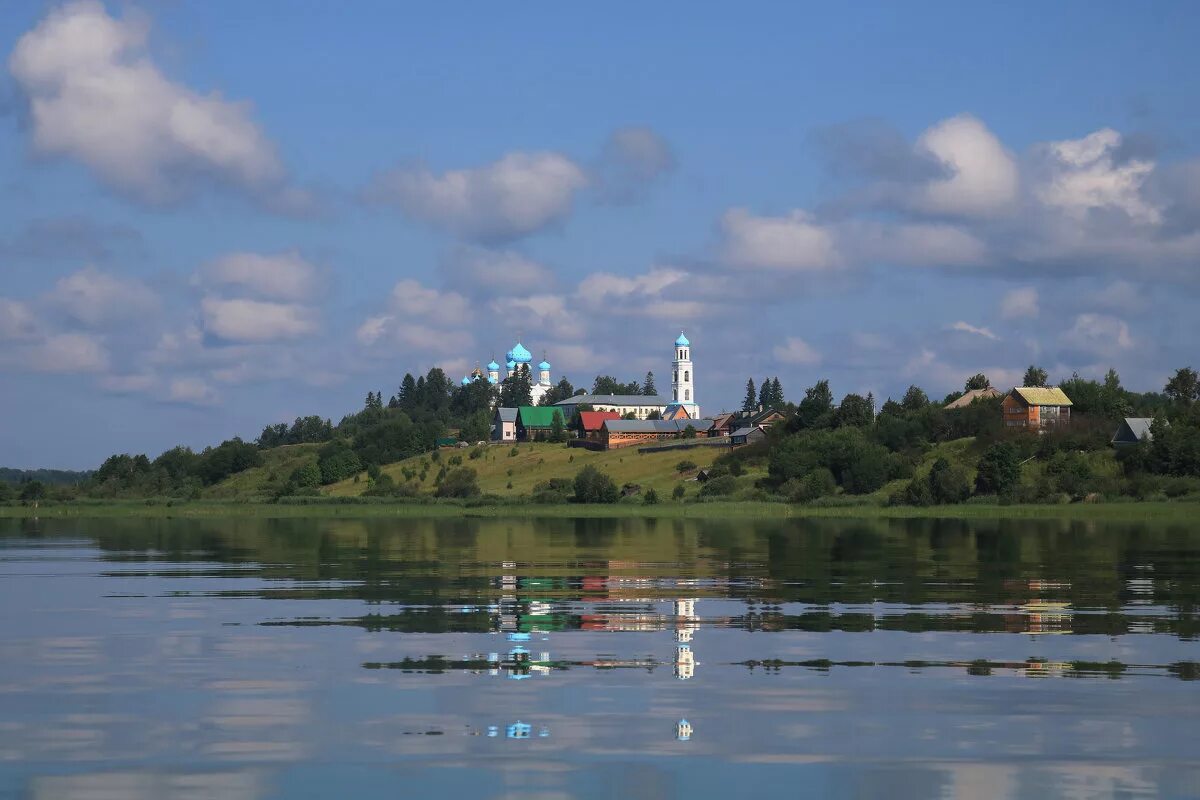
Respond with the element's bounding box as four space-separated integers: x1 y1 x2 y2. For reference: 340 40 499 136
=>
674 598 699 680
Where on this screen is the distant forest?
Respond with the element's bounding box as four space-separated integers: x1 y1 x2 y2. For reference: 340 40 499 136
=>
0 468 92 486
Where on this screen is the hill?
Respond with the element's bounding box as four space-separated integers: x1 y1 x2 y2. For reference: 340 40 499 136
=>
325 442 726 499
204 443 323 499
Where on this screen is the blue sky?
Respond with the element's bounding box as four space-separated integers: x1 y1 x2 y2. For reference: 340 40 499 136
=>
2 1 1199 469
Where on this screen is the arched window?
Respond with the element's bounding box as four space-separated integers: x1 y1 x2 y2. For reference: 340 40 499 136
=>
685 389 690 401
673 389 678 401
684 370 689 382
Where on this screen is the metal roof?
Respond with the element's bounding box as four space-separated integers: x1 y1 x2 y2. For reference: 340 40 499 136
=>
1011 387 1073 406
578 411 621 431
1116 417 1155 442
517 406 563 427
944 387 1003 409
556 394 669 406
495 407 518 422
603 419 714 434
730 427 760 438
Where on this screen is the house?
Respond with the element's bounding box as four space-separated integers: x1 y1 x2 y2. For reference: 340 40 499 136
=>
1112 417 1156 446
601 418 716 450
493 408 518 442
576 410 621 441
516 406 565 441
554 393 670 421
717 407 785 437
1002 387 1073 429
730 426 766 446
944 387 1003 409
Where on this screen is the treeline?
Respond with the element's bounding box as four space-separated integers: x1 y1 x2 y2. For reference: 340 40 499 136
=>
709 366 1200 506
0 467 91 486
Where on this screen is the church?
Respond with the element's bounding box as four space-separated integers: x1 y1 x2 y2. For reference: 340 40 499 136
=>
463 331 699 417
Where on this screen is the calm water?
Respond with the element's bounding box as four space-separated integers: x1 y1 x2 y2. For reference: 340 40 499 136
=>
1 516 1199 799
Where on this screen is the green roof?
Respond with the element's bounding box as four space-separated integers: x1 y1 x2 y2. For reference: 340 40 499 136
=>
1012 387 1073 406
518 406 562 428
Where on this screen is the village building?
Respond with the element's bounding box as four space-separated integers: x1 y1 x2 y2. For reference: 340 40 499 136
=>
576 410 621 442
944 387 1003 409
1002 387 1073 429
730 426 766 447
716 407 785 438
554 393 670 421
601 418 717 450
461 342 555 406
492 407 518 442
515 406 566 441
1112 417 1156 446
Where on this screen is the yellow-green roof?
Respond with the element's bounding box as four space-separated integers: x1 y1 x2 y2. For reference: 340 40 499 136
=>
1012 387 1072 406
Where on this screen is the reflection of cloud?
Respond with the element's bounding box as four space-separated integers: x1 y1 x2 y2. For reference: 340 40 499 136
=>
30 770 265 800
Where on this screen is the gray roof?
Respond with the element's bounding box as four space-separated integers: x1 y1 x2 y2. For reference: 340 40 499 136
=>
1115 417 1154 442
495 407 518 422
730 427 761 438
603 419 713 434
556 394 669 406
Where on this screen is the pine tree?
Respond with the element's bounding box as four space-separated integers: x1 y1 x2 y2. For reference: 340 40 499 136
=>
771 377 783 407
743 379 756 412
643 371 656 396
398 374 417 411
758 377 770 409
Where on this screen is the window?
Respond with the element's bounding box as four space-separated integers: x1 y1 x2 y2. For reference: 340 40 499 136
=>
674 370 678 383
684 389 690 401
684 370 689 382
673 389 678 401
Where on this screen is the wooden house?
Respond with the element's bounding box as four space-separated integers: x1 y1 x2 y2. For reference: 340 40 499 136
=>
1001 387 1073 429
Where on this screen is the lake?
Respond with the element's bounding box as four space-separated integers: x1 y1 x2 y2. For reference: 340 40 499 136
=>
1 516 1198 799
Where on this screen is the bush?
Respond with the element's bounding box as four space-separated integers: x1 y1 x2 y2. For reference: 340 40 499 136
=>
318 448 362 485
436 467 481 498
675 459 697 473
788 468 837 503
700 475 737 497
289 462 321 488
643 487 659 505
672 483 686 500
928 457 971 504
532 477 573 504
975 442 1020 496
574 465 619 504
468 446 486 460
509 447 520 457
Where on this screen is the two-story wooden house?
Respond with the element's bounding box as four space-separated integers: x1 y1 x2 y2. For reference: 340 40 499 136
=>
1001 387 1073 429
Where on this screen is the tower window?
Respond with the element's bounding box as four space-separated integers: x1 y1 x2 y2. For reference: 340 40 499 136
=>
685 389 690 401
684 370 689 382
674 370 678 383
673 389 678 401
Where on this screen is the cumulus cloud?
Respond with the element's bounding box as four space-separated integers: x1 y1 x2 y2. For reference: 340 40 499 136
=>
719 208 839 271
0 298 39 340
31 332 110 372
594 126 675 203
8 1 298 208
911 114 1018 217
442 247 554 296
200 296 318 342
950 321 999 340
48 265 158 326
357 280 474 357
99 372 156 394
1061 313 1134 355
166 376 219 406
0 216 143 263
1000 287 1039 319
199 252 320 301
364 151 588 241
576 266 721 321
849 221 986 267
1034 128 1160 224
773 336 822 366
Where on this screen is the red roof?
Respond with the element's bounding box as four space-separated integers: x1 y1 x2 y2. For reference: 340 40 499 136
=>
579 410 621 431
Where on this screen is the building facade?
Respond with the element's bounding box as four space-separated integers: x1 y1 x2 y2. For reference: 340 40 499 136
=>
462 341 555 406
670 332 699 418
1002 387 1073 428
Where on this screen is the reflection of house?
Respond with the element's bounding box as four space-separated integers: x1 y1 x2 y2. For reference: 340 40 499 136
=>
1112 417 1156 446
1002 387 1073 429
944 387 1003 409
492 407 518 441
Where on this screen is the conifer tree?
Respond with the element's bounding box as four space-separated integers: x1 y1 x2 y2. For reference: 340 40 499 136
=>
643 371 657 396
743 379 756 412
771 377 784 406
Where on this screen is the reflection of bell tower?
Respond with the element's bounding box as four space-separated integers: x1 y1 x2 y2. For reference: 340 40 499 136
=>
676 718 692 741
674 644 694 680
674 598 698 643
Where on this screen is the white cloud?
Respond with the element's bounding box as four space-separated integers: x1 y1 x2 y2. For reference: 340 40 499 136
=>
200 296 318 342
0 298 39 340
200 252 319 301
595 126 675 202
1035 129 1160 224
357 280 475 357
912 114 1018 217
950 321 999 340
1087 280 1146 312
443 247 554 296
48 265 158 325
720 208 839 271
99 372 156 394
851 221 986 267
577 267 689 303
1000 286 1039 319
773 336 822 366
388 280 470 324
492 294 574 338
1062 313 1133 355
31 332 110 372
365 152 587 241
167 376 219 406
9 1 292 207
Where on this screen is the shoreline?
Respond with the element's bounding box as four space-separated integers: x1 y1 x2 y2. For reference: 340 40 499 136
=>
1 499 1196 521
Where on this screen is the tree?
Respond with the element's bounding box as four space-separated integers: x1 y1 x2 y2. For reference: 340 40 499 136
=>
459 410 493 443
1023 365 1049 387
574 465 618 504
901 385 929 411
643 487 659 505
681 424 698 439
796 379 834 429
499 367 533 408
643 372 657 396
0 482 13 504
964 373 991 391
549 410 567 443
318 447 362 485
928 457 971 504
397 373 418 412
770 377 784 407
835 393 873 428
975 442 1021 496
593 375 640 395
436 467 481 498
289 462 322 488
19 480 46 504
540 378 576 406
742 379 757 412
758 377 771 409
1165 367 1200 405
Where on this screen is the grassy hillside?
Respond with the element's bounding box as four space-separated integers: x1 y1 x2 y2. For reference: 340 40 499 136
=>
325 442 727 499
205 443 322 499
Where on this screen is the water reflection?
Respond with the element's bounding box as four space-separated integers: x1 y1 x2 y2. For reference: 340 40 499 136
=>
2 515 1200 799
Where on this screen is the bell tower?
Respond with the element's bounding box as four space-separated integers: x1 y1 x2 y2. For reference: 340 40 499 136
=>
671 331 698 417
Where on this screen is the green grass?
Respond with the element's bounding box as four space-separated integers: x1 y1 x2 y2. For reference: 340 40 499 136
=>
204 443 322 499
324 441 726 499
3 498 1197 521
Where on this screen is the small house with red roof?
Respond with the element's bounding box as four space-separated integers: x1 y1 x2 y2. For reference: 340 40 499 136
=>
576 410 621 442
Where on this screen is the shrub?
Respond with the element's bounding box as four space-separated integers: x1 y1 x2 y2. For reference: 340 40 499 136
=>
574 465 618 504
928 457 971 504
289 462 321 488
318 448 362 485
469 446 486 460
700 475 737 497
672 483 686 500
676 459 697 473
532 477 573 504
509 447 520 458
789 468 837 503
448 454 463 466
436 467 481 499
975 442 1020 496
643 487 659 505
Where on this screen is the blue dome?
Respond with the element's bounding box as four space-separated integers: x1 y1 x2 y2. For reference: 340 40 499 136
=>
675 331 690 347
461 376 472 386
487 360 500 371
487 376 498 384
538 359 551 371
506 359 516 370
509 342 532 362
